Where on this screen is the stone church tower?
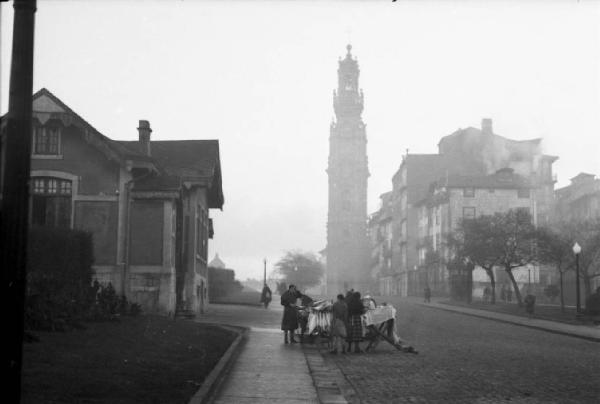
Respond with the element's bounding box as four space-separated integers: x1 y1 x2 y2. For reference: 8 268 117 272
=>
326 45 370 294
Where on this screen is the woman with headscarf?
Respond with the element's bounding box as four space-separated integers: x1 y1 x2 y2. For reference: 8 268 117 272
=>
346 291 365 353
280 284 300 344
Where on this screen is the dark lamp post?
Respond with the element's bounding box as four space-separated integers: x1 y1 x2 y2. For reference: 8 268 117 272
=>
572 242 581 314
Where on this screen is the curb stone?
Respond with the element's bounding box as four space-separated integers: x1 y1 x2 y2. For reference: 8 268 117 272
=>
421 302 600 343
303 344 361 404
188 324 249 404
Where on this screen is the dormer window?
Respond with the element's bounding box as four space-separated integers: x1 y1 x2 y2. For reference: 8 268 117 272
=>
33 126 61 156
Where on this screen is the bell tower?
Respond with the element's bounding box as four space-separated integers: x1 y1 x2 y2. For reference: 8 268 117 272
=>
326 45 370 294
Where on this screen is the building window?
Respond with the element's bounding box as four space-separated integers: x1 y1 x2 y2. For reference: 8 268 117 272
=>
463 188 475 197
31 177 72 227
517 188 530 199
463 207 476 220
33 126 61 155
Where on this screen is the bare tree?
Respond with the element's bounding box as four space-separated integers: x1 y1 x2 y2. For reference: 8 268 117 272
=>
494 209 538 307
450 215 501 304
551 220 600 300
536 225 574 312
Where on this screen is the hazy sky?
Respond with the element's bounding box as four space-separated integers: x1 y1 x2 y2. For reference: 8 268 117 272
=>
2 0 599 280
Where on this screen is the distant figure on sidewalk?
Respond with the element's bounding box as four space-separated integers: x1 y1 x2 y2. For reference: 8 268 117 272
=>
260 283 272 309
346 291 365 353
281 284 299 344
424 286 431 303
330 294 348 354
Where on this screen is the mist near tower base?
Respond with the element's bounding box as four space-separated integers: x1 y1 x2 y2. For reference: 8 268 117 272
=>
0 1 598 281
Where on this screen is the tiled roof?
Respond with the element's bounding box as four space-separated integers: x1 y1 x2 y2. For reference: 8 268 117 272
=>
117 140 220 179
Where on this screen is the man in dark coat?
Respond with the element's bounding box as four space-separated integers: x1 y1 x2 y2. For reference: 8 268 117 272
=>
281 284 300 344
260 283 272 309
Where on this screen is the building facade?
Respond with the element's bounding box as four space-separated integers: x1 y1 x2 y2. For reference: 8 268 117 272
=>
415 168 536 297
554 172 600 222
387 119 557 296
0 88 224 314
368 192 393 295
326 45 370 294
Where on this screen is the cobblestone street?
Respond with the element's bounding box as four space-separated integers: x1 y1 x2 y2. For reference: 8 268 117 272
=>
327 299 600 404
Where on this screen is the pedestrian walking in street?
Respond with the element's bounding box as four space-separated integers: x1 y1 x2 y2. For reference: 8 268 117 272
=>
424 285 431 303
260 283 272 309
330 294 348 354
506 287 512 303
281 284 299 344
500 285 507 303
346 291 365 353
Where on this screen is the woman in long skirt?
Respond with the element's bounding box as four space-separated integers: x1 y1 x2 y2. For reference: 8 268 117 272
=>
280 284 299 344
346 291 365 353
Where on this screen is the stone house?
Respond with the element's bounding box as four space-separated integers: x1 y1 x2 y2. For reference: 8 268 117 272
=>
389 118 557 297
415 168 536 297
554 172 600 222
367 192 393 295
0 88 224 314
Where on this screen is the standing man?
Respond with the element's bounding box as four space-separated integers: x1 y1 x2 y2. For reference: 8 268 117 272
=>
260 283 272 309
424 285 431 303
281 285 299 344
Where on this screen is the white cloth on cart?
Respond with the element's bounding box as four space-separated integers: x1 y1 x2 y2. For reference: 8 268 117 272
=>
362 305 396 326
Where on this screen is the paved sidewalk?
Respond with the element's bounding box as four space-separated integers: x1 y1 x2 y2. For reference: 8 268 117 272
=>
197 304 320 404
213 327 319 404
420 300 600 342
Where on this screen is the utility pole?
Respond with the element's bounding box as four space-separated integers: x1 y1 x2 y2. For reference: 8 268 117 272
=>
1 0 37 401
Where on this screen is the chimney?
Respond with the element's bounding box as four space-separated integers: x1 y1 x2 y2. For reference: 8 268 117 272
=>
481 118 493 135
137 120 152 156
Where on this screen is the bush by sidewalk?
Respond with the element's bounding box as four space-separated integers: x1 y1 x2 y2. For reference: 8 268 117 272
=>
21 315 236 404
26 226 95 331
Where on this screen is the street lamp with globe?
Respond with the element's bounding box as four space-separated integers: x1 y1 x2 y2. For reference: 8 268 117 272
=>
572 242 582 314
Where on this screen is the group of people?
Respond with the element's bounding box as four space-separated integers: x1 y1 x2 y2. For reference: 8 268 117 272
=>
279 285 371 354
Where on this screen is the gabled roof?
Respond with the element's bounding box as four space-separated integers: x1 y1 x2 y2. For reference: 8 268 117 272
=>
11 88 224 209
23 88 155 166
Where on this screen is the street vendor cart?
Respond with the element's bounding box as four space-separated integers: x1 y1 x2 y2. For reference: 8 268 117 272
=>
362 304 417 354
304 299 334 346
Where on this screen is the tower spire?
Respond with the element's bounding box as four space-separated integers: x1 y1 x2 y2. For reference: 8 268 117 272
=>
326 45 370 294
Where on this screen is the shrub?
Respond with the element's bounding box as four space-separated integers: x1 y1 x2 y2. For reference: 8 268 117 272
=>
26 226 95 331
